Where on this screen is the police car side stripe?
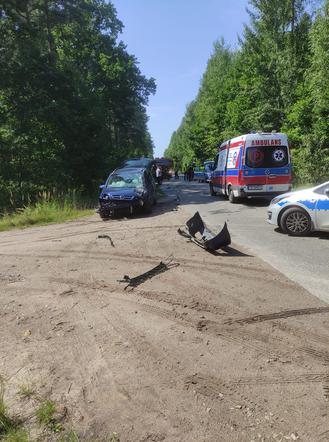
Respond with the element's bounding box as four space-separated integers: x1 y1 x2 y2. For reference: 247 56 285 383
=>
277 199 329 211
316 200 329 210
298 200 317 210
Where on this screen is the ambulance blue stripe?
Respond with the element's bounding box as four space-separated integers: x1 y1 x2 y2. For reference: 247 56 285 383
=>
243 167 290 176
211 170 238 176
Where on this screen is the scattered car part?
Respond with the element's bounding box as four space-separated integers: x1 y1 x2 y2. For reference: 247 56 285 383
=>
97 234 115 247
118 256 179 290
178 212 231 251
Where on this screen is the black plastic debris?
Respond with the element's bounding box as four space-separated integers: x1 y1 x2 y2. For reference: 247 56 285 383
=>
118 255 179 290
178 211 231 251
97 234 115 247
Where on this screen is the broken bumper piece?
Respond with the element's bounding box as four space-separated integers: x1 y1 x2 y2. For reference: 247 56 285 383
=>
118 255 179 290
178 212 231 251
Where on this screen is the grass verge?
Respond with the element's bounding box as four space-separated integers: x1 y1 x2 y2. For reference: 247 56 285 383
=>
0 199 93 232
1 378 123 441
0 381 26 442
18 386 35 400
36 400 64 433
1 429 29 442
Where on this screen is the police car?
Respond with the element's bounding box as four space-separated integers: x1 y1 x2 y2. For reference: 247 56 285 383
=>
267 181 329 235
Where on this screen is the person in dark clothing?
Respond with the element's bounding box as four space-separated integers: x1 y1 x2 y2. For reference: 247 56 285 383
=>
156 165 162 185
187 166 193 181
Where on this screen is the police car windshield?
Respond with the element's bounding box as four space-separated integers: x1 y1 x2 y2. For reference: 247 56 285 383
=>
106 171 143 188
245 145 288 168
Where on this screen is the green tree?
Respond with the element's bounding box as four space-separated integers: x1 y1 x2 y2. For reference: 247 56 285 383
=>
166 0 326 185
0 0 155 211
293 0 329 182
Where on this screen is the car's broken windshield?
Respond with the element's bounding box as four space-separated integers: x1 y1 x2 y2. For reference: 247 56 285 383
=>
106 172 143 188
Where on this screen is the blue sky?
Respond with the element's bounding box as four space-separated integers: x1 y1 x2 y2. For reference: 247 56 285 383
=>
113 0 249 157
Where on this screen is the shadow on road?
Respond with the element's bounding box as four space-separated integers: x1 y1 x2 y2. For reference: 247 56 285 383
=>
170 180 271 210
316 232 329 241
274 227 329 241
240 198 271 208
209 245 252 257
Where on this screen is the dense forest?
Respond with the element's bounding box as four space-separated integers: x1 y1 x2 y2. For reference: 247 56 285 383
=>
165 0 329 185
0 0 155 212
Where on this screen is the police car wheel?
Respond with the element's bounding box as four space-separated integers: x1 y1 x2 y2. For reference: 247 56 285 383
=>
280 208 311 236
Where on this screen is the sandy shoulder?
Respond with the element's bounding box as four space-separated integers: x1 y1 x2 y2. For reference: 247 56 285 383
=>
0 200 328 441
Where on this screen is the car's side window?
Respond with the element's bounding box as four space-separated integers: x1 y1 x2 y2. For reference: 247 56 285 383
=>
314 184 329 196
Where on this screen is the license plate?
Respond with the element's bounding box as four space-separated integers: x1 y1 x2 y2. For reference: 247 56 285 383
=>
248 185 263 190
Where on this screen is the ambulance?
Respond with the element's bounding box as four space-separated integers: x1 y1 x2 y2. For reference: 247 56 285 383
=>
209 132 292 203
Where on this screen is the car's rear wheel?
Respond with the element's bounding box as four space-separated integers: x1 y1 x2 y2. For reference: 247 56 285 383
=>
280 207 311 236
228 186 238 204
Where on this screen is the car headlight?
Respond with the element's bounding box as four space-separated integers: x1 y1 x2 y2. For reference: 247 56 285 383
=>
135 188 145 196
270 195 286 205
102 194 110 200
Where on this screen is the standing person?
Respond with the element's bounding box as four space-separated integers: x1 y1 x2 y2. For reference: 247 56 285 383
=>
188 165 193 181
156 165 162 185
151 163 157 181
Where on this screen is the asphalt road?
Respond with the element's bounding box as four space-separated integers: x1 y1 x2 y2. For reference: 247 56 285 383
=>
169 180 329 305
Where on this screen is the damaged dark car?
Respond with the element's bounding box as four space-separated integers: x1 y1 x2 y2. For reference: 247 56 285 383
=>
98 167 156 219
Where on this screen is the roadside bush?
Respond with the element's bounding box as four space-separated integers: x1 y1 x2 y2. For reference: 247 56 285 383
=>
0 190 94 232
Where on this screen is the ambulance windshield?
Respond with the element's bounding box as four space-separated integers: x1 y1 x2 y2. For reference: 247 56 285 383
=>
245 145 288 168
